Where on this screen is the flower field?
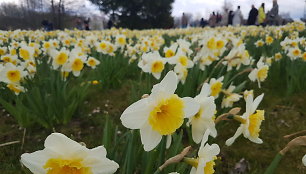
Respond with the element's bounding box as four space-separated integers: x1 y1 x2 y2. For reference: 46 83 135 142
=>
1 22 306 174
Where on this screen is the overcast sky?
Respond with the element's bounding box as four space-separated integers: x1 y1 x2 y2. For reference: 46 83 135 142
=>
172 0 305 19
1 0 305 19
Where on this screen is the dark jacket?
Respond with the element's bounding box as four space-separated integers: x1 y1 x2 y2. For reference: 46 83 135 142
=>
247 8 258 25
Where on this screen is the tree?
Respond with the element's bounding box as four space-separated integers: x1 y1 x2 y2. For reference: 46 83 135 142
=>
90 0 174 29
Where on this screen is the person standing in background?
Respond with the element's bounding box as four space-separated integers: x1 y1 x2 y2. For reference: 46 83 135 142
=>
269 0 279 25
221 8 229 26
247 5 258 25
228 11 234 25
84 18 90 30
181 13 188 28
209 12 217 27
200 18 207 28
258 3 266 26
233 6 243 26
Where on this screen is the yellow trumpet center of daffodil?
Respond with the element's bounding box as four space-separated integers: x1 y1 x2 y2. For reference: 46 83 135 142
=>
248 110 265 138
216 40 225 49
118 37 126 45
72 58 84 71
7 70 21 83
88 59 96 67
10 49 17 56
99 43 107 50
291 42 298 47
151 61 164 73
292 49 301 57
204 156 217 174
275 53 282 60
184 156 217 174
0 49 5 55
44 158 92 174
257 67 268 81
303 53 306 61
19 49 30 60
165 49 174 58
207 38 216 50
149 94 184 135
179 56 188 66
7 84 22 94
55 52 68 65
107 45 114 53
266 37 273 44
44 42 51 49
210 82 222 97
256 41 264 47
2 56 11 63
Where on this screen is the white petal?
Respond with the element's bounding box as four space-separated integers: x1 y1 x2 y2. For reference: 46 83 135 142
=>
190 167 196 174
73 70 81 77
140 123 162 151
199 83 211 97
195 158 205 174
251 94 264 114
248 137 263 144
88 146 107 158
152 72 161 79
44 133 87 158
89 158 119 174
151 71 177 95
120 98 150 129
209 144 221 157
200 129 211 148
191 118 207 144
248 69 257 82
225 126 243 146
245 94 254 116
20 150 50 174
166 134 172 149
182 97 200 118
201 97 216 119
302 155 306 166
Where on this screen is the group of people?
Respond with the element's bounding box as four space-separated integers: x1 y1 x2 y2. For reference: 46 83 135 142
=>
198 0 279 28
76 18 91 30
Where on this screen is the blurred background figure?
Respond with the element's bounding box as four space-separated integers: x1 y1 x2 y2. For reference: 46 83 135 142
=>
200 18 207 28
76 18 83 30
107 19 113 29
41 19 53 31
267 0 279 25
233 6 243 26
247 5 258 25
216 12 222 25
84 18 90 30
258 3 266 26
181 13 188 28
221 8 229 26
209 12 217 27
228 10 234 25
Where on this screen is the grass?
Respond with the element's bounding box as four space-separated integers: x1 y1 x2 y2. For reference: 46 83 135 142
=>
0 80 306 173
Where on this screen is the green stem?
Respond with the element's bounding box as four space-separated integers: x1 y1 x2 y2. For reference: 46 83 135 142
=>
264 153 284 174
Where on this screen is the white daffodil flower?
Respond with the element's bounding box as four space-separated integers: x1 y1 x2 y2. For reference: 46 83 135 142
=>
248 58 269 88
226 94 265 146
21 133 119 174
120 71 200 151
188 83 217 144
188 130 220 174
